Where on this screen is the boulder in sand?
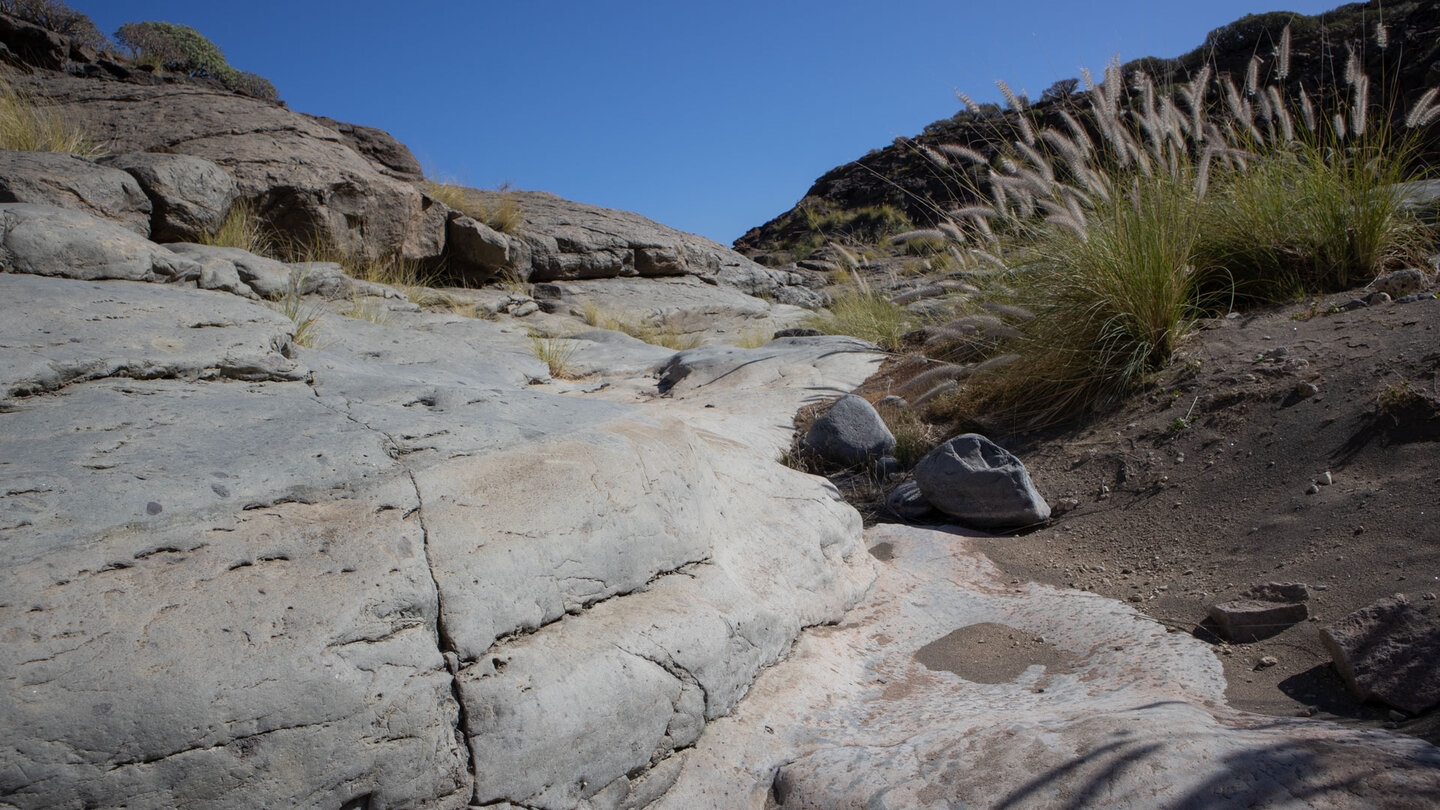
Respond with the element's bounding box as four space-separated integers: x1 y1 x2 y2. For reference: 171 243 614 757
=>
805 394 895 467
913 433 1049 530
1320 594 1440 715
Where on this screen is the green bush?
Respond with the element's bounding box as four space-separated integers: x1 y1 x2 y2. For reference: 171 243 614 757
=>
0 0 108 50
114 21 280 102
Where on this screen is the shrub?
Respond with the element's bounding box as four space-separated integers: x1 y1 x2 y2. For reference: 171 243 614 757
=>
805 275 908 351
0 0 108 50
114 21 279 101
0 77 101 155
529 336 577 379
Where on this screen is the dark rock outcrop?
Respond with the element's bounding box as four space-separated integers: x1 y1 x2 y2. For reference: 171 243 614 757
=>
805 394 896 467
98 152 238 242
1321 594 1440 715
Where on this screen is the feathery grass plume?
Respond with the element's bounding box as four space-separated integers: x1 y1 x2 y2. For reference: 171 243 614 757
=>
889 229 947 245
1015 141 1053 184
1375 22 1388 51
1277 25 1292 79
974 353 1021 372
936 220 967 244
911 380 959 410
980 302 1034 320
996 80 1026 112
1405 88 1440 129
950 205 998 221
1299 88 1317 132
1351 75 1370 137
1344 47 1361 88
956 91 981 114
919 144 950 167
899 363 972 397
1059 110 1097 156
937 144 989 165
0 77 103 156
1244 56 1260 98
1221 75 1245 121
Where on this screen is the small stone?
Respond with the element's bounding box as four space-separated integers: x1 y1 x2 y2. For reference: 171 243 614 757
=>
145 501 163 515
1128 595 1143 603
1389 709 1408 723
1295 381 1319 398
1364 291 1393 307
1256 655 1279 670
1306 483 1320 495
1318 471 1333 486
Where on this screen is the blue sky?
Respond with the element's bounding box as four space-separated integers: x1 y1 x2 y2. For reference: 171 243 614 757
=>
76 1 1351 245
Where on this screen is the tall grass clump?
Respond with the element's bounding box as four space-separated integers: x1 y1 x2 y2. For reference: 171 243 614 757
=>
908 27 1435 428
0 78 102 156
806 265 909 351
529 335 577 379
200 199 272 255
423 178 524 234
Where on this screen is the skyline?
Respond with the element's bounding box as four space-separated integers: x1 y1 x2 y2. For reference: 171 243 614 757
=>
77 1 1355 245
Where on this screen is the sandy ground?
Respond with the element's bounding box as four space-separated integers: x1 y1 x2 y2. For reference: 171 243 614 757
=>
845 290 1440 743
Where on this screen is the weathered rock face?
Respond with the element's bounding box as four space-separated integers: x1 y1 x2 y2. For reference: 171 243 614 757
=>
0 228 879 808
1208 582 1311 643
98 152 239 242
0 203 195 281
913 433 1050 530
452 189 827 307
7 70 434 261
0 149 151 235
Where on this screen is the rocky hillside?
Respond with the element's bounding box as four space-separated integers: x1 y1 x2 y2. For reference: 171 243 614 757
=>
737 0 1440 262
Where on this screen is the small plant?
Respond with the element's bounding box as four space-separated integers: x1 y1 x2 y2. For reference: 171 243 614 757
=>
277 275 324 348
345 295 391 325
1377 380 1418 414
114 21 279 101
529 335 577 379
0 78 102 156
734 329 772 349
579 300 703 350
279 235 441 305
199 199 271 255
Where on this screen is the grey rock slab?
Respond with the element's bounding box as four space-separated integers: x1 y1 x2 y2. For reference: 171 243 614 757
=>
805 394 896 467
99 152 239 242
448 431 872 807
913 433 1051 529
446 214 513 281
0 479 472 810
539 275 811 345
0 203 198 281
0 274 300 400
562 329 679 377
1321 595 1440 715
658 524 1440 808
0 149 151 236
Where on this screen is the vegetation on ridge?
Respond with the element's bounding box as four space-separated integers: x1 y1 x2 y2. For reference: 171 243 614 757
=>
115 21 279 101
802 17 1437 445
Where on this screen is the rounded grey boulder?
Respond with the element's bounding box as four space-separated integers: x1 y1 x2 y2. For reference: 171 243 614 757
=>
99 152 239 242
913 433 1050 529
805 394 896 466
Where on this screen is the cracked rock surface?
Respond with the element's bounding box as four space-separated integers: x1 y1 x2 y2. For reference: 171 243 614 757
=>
0 260 880 809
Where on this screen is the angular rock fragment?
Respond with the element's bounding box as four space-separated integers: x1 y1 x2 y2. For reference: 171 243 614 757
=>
1208 582 1311 642
885 480 934 522
1320 594 1440 714
0 203 196 281
913 434 1049 530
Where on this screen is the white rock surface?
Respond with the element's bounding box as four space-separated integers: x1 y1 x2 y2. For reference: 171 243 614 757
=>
0 264 881 809
658 524 1440 808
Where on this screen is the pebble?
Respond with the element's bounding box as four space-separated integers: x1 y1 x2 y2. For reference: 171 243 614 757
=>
1306 483 1320 495
1318 471 1333 486
1424 593 1437 601
1389 709 1408 722
1295 380 1320 398
1256 655 1279 670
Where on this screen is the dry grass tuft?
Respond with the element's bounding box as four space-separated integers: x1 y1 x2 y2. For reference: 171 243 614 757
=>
0 78 103 156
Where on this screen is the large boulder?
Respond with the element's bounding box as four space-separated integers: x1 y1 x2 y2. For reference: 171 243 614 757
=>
98 152 239 242
0 203 195 281
913 434 1050 530
1320 594 1440 715
0 150 151 236
10 72 440 262
804 394 896 467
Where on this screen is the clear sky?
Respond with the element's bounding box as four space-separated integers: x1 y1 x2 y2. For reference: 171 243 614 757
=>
75 1 1352 245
